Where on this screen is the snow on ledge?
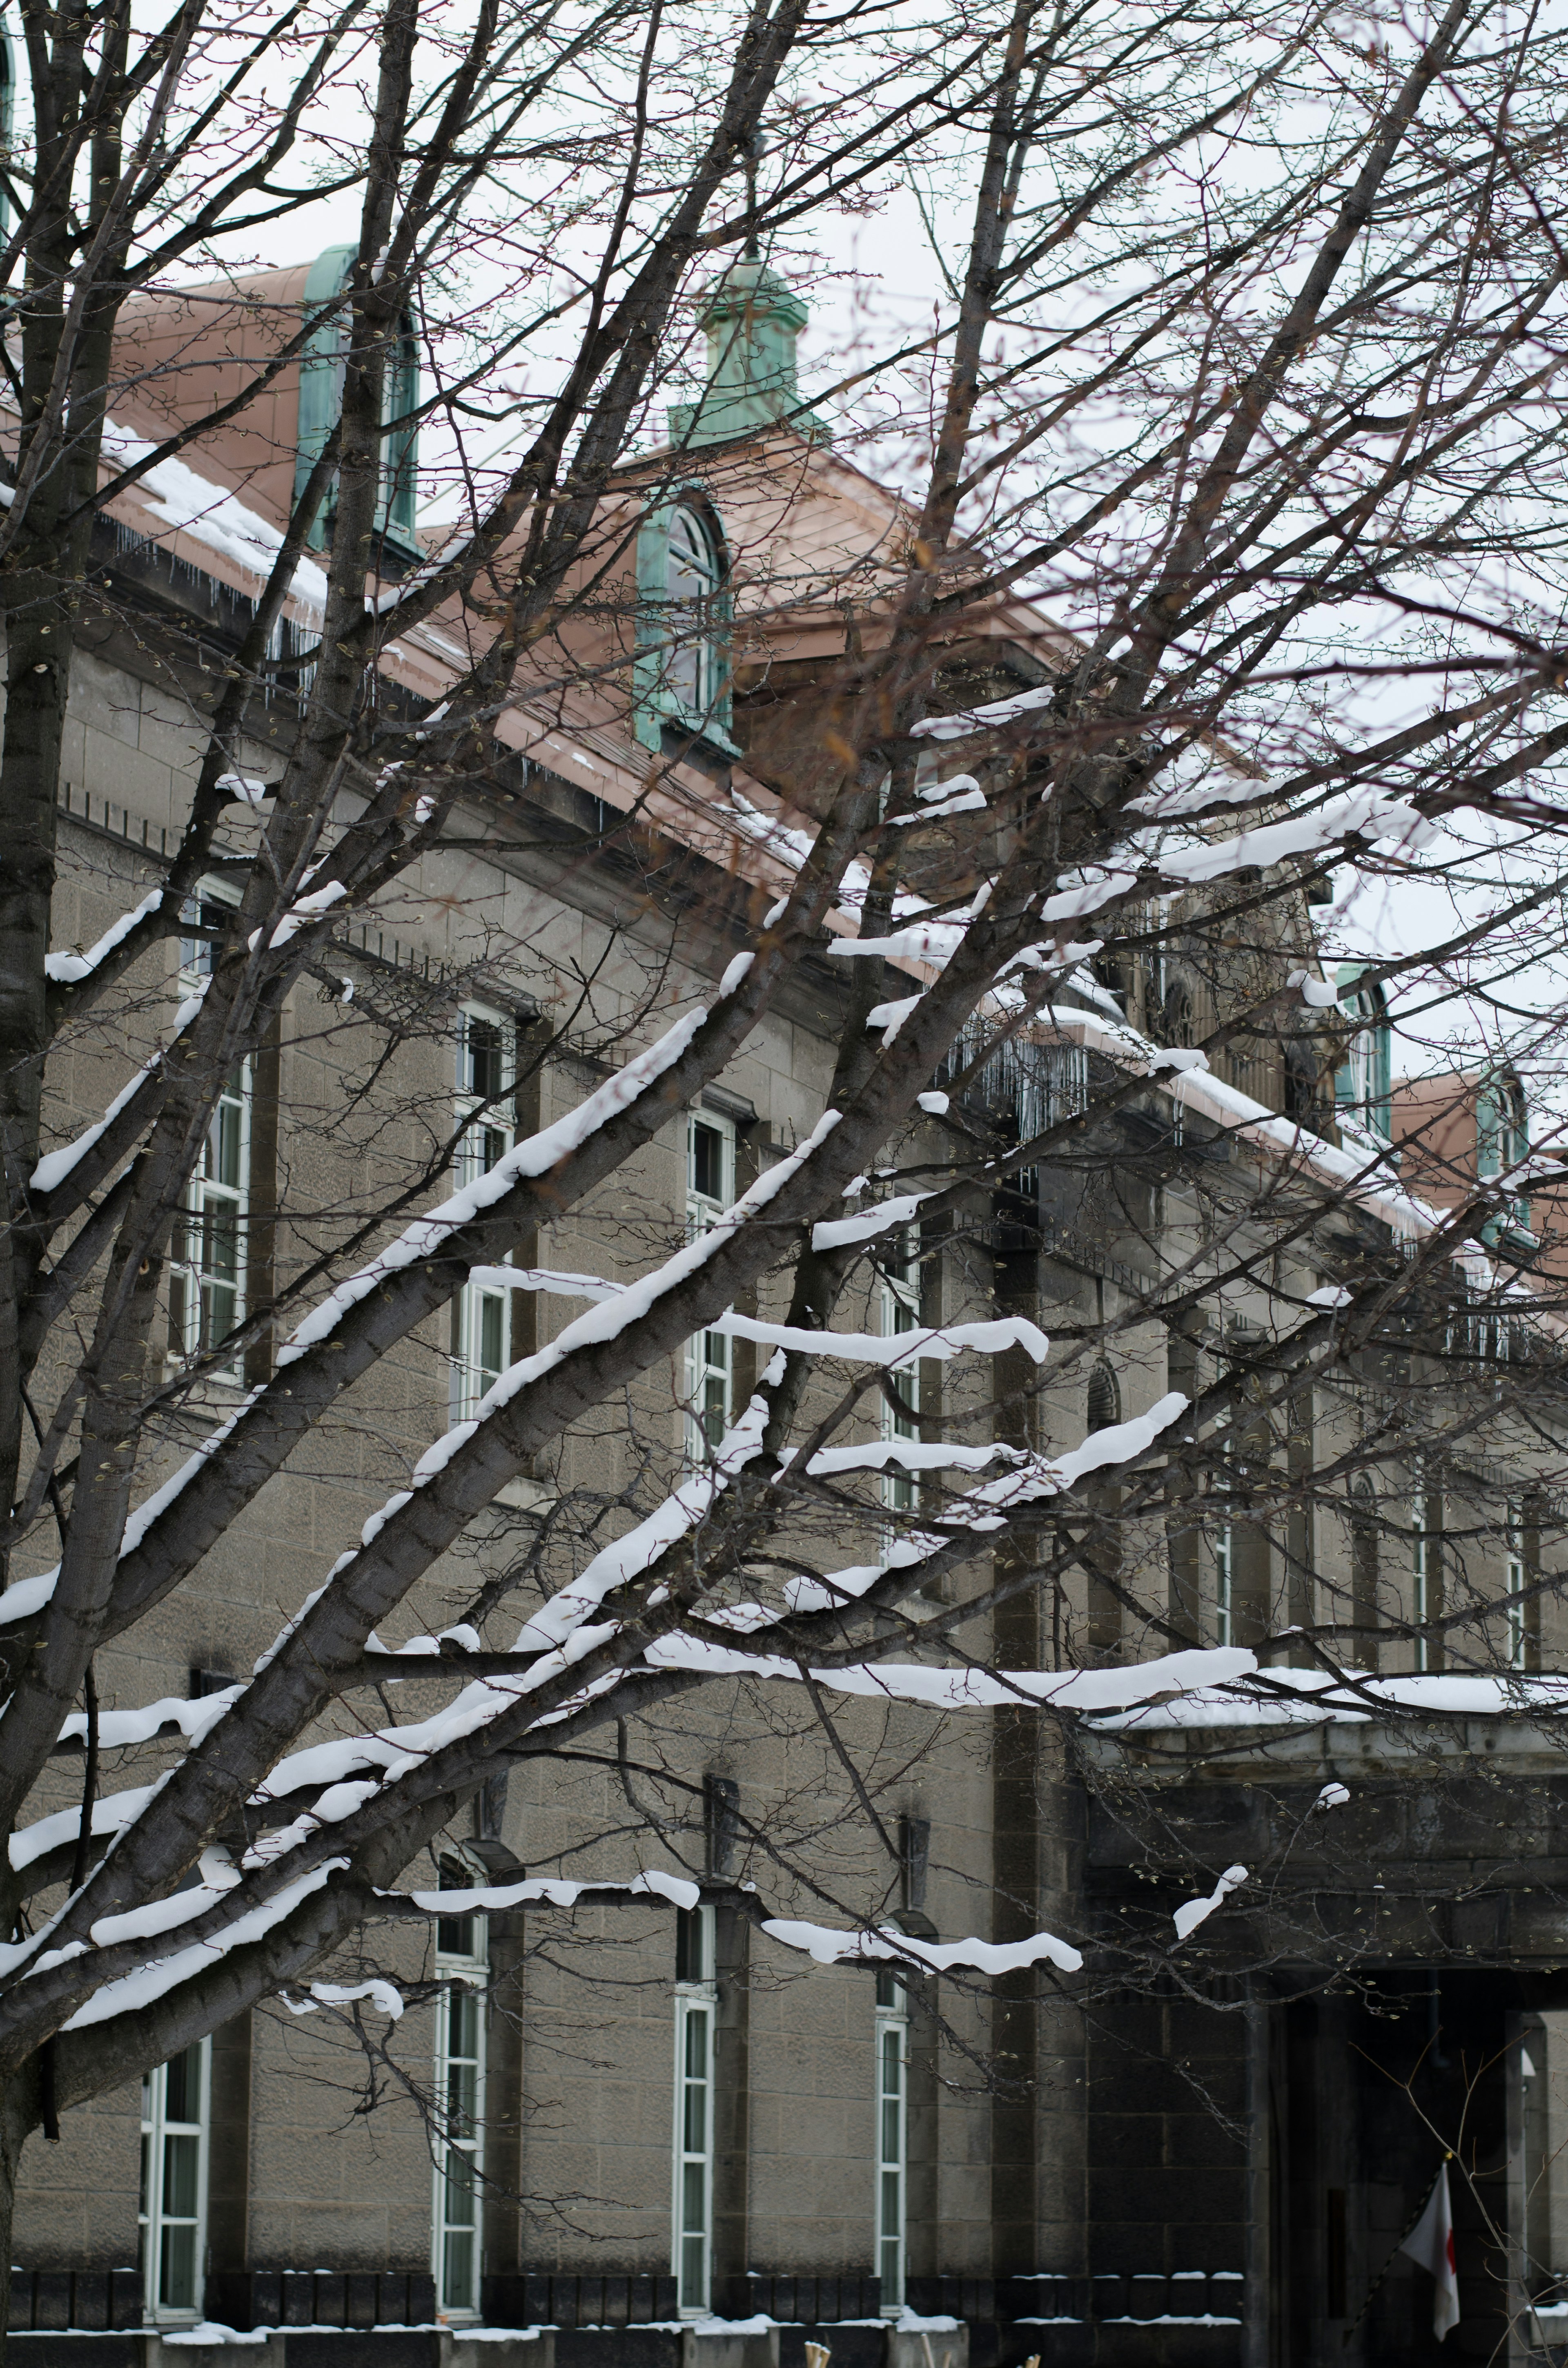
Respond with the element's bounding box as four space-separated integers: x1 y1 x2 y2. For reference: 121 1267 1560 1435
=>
1095 1668 1568 1731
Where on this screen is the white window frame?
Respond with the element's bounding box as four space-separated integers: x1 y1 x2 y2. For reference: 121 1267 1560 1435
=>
879 1233 922 1532
140 2039 210 2322
1412 1466 1430 1673
684 1111 735 1463
170 882 251 1377
673 1904 717 2317
1507 1502 1528 1672
875 1969 908 2312
452 1004 516 1422
666 506 724 724
433 1875 489 2320
1213 1487 1233 1648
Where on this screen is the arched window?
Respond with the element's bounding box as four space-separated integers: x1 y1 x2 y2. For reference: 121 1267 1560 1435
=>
294 243 420 557
634 496 733 751
1478 1068 1530 1233
1334 967 1391 1139
1087 1364 1120 1435
666 506 723 716
1160 979 1195 1050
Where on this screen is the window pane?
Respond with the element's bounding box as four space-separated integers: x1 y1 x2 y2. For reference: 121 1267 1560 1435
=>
160 2222 197 2311
479 1295 505 1387
209 1100 242 1189
466 1018 505 1101
881 2167 901 2235
443 2229 475 2313
163 2131 200 2220
164 2045 203 2126
437 1910 474 1956
692 1122 723 1201
444 2145 477 2225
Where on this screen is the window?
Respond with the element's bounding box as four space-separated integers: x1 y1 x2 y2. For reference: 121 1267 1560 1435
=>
673 1905 716 2315
634 499 732 750
879 1231 922 1525
1213 1487 1233 1649
875 1969 908 2311
1507 1503 1528 1672
1479 1073 1530 1235
666 507 724 720
433 1863 488 2319
140 2041 209 2319
169 890 250 1371
1412 1466 1431 1673
684 1112 735 1460
1350 1477 1379 1672
295 242 421 555
1085 1366 1123 1655
1335 969 1392 1139
452 1006 515 1420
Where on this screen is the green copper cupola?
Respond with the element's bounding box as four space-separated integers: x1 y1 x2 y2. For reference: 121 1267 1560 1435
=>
668 259 830 448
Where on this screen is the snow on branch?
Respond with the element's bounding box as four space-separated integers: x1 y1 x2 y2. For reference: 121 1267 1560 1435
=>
58 1860 347 2031
274 1001 712 1370
760 1914 1082 1977
813 1191 931 1251
281 1978 404 2019
10 1784 156 1873
405 1866 699 1915
1172 1865 1248 1938
45 890 165 985
28 979 209 1196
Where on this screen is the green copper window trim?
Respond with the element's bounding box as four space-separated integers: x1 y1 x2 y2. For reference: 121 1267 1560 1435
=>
293 243 419 556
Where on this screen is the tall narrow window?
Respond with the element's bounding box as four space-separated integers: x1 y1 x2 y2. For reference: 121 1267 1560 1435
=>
673 1906 716 2315
666 507 724 722
1412 1467 1430 1673
140 2041 209 2319
1085 1365 1123 1655
452 1006 515 1420
169 889 250 1372
875 1969 908 2311
1213 1488 1234 1649
684 1113 735 1460
879 1232 922 1526
1350 1477 1379 1672
433 1865 488 2318
1507 1502 1528 1672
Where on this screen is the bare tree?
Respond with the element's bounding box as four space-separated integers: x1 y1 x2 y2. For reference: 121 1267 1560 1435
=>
3 0 1568 2299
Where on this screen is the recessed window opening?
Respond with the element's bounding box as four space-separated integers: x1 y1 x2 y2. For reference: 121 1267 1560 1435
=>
452 1006 516 1420
1507 1501 1527 1672
140 2040 209 2320
684 1112 735 1460
433 1857 488 2319
666 506 724 721
1412 1465 1431 1673
875 1967 908 2311
170 885 250 1375
880 1230 922 1530
673 1905 716 2315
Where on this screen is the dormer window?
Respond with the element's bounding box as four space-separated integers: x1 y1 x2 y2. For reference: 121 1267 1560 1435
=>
634 495 734 752
1478 1068 1530 1235
1334 967 1392 1140
294 242 419 557
666 506 723 716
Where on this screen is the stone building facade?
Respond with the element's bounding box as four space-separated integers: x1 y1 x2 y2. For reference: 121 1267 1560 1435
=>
9 253 1568 2368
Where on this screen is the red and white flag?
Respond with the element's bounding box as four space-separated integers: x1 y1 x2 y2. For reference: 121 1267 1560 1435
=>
1400 2161 1460 2339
